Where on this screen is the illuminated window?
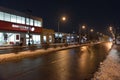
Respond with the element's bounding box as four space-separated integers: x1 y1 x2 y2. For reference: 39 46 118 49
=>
32 35 40 44
34 20 38 26
49 35 52 42
16 16 22 24
21 17 25 24
59 34 62 37
0 12 4 20
30 19 33 26
43 36 46 42
11 14 16 23
55 33 58 37
0 11 42 28
34 20 42 27
4 13 10 22
38 21 42 27
26 18 30 25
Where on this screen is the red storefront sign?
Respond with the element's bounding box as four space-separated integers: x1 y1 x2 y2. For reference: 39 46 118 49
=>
0 20 42 33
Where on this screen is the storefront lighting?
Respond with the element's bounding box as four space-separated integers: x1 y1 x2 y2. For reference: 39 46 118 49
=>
31 27 35 31
55 33 58 37
59 34 62 37
71 36 74 39
67 36 70 39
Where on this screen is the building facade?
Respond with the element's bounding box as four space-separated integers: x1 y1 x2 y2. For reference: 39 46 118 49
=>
41 28 54 43
0 6 42 46
54 32 77 43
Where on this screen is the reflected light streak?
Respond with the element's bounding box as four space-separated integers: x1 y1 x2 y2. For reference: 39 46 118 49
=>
79 46 89 71
89 49 94 60
55 50 70 80
80 46 87 52
80 53 88 68
106 42 113 50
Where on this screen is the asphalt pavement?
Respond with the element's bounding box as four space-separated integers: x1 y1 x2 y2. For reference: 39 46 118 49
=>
0 42 112 80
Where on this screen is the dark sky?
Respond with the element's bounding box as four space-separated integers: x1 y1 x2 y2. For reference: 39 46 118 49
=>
0 0 120 34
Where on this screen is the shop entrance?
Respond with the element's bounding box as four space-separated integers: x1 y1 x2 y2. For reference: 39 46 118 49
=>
26 34 41 45
0 32 20 46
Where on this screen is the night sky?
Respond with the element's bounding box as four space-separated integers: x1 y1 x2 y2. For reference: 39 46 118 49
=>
0 0 120 34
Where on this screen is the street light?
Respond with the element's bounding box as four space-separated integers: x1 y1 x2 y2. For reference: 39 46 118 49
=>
57 16 66 43
90 29 94 32
79 25 86 44
109 26 116 44
109 26 113 31
82 25 86 30
58 16 66 33
62 17 66 21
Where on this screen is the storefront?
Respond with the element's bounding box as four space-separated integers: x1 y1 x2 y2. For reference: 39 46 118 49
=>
0 22 42 46
54 33 63 43
54 32 77 43
0 7 42 46
41 28 54 43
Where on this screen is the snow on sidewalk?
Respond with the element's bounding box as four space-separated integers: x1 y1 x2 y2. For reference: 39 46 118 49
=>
92 45 120 80
0 45 80 63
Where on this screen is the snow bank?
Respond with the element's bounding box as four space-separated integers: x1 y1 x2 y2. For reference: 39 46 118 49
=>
92 45 120 80
0 45 80 63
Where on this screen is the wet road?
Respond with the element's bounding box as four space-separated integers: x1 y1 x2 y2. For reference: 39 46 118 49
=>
0 42 112 80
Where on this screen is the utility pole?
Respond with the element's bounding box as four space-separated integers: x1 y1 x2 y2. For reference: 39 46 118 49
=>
26 9 32 46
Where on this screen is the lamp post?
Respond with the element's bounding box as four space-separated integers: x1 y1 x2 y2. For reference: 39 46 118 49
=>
89 28 94 42
57 16 66 43
109 26 117 44
28 27 31 46
109 26 114 37
58 16 66 33
28 27 35 46
109 26 114 38
79 25 86 44
25 9 32 46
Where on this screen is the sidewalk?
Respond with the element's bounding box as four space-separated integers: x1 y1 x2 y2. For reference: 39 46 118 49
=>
92 44 120 80
0 44 81 63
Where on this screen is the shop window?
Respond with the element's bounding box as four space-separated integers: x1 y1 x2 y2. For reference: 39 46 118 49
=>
55 33 59 37
4 13 10 22
34 20 38 26
0 11 4 20
33 20 42 27
43 36 46 42
49 36 52 42
21 17 25 24
26 18 30 25
7 33 15 44
30 19 33 26
17 16 22 24
16 35 19 40
32 35 40 44
11 14 16 23
59 34 62 38
38 21 42 27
